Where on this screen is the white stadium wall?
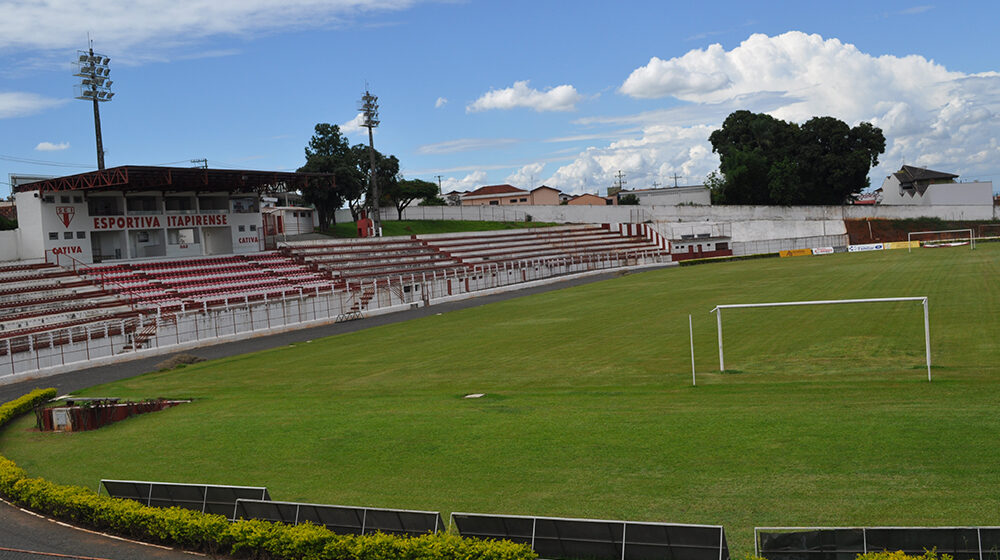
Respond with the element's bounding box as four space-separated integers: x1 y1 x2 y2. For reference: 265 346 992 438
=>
0 230 21 262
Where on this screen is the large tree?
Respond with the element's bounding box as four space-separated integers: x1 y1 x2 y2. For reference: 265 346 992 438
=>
298 123 402 225
708 110 885 205
385 178 439 219
297 124 363 228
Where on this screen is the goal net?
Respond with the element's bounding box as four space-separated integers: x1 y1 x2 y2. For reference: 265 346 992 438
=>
907 229 975 252
977 223 1000 241
708 297 932 381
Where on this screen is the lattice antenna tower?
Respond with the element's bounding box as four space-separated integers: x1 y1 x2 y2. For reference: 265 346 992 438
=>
74 38 114 170
359 88 381 235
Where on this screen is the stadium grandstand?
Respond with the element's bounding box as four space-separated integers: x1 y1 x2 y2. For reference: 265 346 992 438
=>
0 166 670 378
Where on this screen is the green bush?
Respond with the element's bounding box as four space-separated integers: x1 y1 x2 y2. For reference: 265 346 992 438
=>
856 550 952 560
0 389 536 560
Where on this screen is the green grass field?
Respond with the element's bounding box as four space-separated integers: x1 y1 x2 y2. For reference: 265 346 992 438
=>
321 219 557 238
2 244 999 554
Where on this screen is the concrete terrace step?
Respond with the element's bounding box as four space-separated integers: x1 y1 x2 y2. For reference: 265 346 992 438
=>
419 227 610 249
457 239 664 262
438 233 632 257
314 253 454 271
0 304 134 334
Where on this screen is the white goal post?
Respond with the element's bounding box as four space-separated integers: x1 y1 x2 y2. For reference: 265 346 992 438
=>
709 297 932 381
907 229 975 252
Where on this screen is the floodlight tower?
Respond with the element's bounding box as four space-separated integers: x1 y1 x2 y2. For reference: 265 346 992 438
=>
74 43 114 170
359 89 381 236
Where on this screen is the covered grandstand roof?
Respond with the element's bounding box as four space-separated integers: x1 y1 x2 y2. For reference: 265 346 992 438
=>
13 165 334 194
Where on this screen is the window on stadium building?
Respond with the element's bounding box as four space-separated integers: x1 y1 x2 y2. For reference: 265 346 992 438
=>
125 196 159 214
167 228 200 245
165 196 196 213
198 196 229 213
88 197 122 216
231 197 259 213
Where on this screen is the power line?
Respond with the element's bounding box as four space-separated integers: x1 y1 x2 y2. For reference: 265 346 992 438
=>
0 154 93 169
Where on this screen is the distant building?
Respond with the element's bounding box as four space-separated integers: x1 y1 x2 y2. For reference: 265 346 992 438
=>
616 185 711 206
566 193 616 206
879 165 993 206
461 184 562 206
443 190 467 206
261 206 316 236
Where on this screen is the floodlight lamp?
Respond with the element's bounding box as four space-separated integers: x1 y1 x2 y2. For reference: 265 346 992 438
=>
81 78 92 86
104 79 112 88
78 54 87 62
102 57 110 65
103 68 111 76
106 92 114 100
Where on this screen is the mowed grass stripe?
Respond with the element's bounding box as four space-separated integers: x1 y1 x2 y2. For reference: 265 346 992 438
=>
2 244 998 554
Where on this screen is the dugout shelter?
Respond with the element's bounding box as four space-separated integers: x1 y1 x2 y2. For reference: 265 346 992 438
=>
13 166 333 264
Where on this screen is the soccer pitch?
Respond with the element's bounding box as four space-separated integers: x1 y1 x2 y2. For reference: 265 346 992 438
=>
2 244 999 554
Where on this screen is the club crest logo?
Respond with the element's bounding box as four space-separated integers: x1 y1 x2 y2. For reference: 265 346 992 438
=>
56 206 75 228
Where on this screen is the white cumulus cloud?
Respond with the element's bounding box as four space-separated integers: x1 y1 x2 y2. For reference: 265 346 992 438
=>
467 80 582 113
435 97 448 108
543 31 1000 194
440 170 488 193
0 92 67 119
35 141 70 151
505 162 546 188
340 113 366 135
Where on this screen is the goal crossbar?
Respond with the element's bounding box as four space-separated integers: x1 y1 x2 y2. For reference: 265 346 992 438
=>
908 229 975 252
710 297 931 381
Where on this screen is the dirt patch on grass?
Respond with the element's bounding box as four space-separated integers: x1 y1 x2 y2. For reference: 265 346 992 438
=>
155 353 205 371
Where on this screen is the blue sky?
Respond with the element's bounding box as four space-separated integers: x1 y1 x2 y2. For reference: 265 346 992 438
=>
2 0 999 198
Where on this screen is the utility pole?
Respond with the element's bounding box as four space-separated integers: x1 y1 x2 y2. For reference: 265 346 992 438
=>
190 159 208 169
609 170 627 197
670 173 683 187
360 88 381 236
74 40 114 170
435 175 443 196
651 180 661 188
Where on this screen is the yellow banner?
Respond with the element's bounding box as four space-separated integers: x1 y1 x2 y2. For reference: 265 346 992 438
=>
779 248 814 257
886 241 920 250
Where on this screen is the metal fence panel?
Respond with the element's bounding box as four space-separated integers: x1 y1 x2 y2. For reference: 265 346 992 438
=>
454 513 728 560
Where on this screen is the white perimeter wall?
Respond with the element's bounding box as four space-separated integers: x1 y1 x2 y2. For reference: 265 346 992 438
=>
0 230 20 262
391 203 996 245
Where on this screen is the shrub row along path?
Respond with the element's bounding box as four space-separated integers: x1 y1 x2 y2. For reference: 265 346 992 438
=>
0 269 635 558
0 500 192 559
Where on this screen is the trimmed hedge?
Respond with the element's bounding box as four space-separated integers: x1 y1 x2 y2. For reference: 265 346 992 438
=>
0 389 536 560
856 551 952 560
